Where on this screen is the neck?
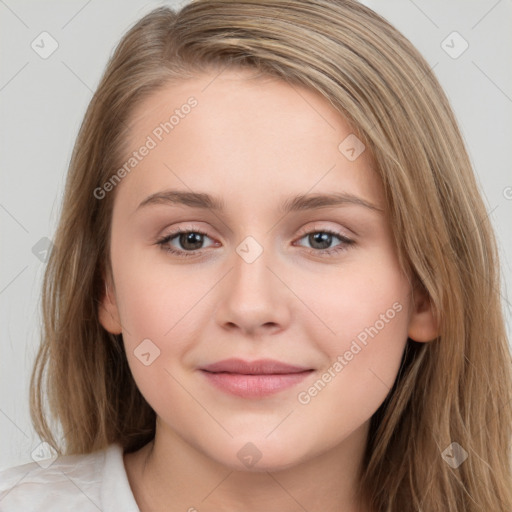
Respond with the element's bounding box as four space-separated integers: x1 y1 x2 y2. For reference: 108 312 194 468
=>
124 421 370 512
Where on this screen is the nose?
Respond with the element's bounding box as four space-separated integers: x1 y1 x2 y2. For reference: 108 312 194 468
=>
214 239 291 337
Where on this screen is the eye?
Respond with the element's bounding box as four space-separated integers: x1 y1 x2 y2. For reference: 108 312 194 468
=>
155 225 355 258
293 227 355 256
155 228 217 258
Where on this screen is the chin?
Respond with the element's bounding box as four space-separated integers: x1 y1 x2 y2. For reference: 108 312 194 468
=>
211 439 309 473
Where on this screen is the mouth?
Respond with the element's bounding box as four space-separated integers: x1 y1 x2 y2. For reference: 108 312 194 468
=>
199 358 315 399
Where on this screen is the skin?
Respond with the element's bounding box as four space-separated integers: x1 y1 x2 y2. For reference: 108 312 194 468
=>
99 67 437 512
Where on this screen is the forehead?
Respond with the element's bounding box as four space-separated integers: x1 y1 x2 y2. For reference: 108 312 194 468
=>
114 68 383 215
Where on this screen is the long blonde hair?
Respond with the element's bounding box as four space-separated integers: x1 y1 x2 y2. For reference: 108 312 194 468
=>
30 0 512 510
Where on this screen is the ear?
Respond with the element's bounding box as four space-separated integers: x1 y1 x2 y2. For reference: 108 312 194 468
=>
407 284 439 342
98 273 123 335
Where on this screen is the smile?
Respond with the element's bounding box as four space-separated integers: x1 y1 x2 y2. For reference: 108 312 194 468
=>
199 358 315 398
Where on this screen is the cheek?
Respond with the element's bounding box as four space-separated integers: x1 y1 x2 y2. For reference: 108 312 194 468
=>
115 274 194 419
328 299 409 395
292 307 409 455
111 236 206 342
294 260 411 426
324 276 409 369
110 245 222 403
296 249 410 360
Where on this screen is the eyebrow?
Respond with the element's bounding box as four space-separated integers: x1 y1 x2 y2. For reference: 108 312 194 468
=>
136 189 383 214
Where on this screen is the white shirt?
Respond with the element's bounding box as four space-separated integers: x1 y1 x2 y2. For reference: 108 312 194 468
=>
0 443 140 511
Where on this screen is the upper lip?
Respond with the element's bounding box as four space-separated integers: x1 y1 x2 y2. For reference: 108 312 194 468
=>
200 358 312 375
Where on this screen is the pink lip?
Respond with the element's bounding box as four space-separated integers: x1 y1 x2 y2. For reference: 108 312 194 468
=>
200 358 314 398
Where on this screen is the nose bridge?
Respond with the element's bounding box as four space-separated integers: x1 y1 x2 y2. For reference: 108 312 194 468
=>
215 232 289 334
230 233 274 298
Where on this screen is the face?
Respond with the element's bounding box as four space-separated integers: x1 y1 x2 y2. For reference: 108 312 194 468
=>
100 67 434 472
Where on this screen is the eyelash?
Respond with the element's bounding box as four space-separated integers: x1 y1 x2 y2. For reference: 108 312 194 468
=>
155 226 355 259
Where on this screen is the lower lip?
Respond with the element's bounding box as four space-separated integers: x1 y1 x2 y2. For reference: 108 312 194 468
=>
200 370 313 398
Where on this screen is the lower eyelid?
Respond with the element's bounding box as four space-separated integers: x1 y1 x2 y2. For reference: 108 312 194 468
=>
158 228 353 256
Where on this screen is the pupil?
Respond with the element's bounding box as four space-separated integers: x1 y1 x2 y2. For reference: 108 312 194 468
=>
181 232 203 250
311 232 331 249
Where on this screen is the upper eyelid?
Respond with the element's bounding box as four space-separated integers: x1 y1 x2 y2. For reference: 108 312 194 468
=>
160 224 355 245
296 222 356 238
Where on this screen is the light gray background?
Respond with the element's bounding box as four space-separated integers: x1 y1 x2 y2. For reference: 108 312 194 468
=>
1 0 511 470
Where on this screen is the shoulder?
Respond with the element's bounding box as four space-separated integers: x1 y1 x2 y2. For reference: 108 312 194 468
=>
0 443 140 512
